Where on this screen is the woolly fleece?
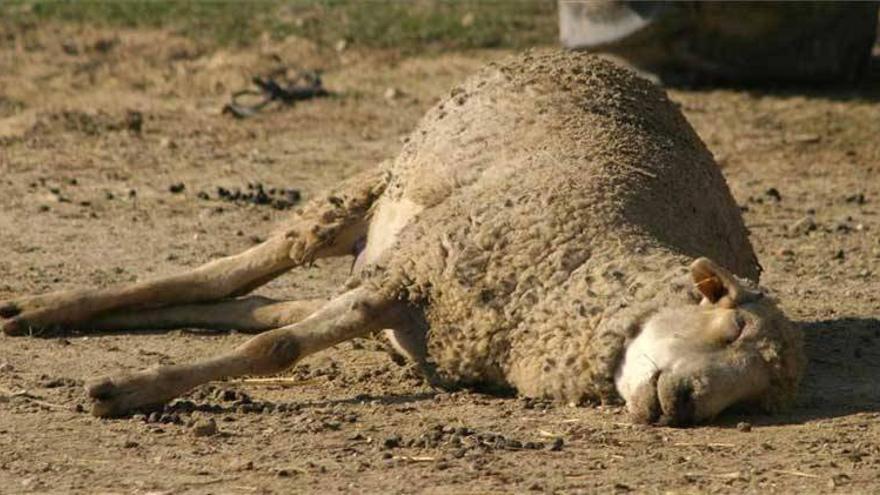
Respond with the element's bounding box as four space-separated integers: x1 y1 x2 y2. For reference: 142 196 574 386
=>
360 50 764 404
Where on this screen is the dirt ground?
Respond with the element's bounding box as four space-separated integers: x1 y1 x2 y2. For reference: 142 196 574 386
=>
1 23 879 495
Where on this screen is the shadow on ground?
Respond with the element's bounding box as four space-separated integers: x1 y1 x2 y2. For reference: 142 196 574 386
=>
719 317 880 427
669 55 880 104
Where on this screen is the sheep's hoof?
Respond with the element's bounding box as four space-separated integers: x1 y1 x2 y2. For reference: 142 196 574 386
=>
0 300 22 318
86 371 175 418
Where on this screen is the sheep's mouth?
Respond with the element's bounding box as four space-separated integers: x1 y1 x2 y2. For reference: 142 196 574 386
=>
628 370 662 424
630 370 696 427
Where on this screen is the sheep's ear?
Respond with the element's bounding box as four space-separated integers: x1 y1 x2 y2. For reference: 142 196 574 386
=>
690 257 759 308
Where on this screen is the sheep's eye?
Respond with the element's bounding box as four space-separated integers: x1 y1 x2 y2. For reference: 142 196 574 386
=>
740 289 764 304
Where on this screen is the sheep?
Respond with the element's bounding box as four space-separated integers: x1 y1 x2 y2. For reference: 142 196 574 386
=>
0 50 805 425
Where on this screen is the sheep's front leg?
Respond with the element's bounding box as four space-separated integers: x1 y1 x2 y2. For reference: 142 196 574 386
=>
86 287 404 417
1 235 301 336
1 166 388 336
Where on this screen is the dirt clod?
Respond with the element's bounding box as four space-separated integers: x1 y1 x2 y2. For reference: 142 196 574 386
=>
383 435 402 449
789 216 817 236
765 187 782 201
213 184 301 210
191 418 218 437
125 111 143 134
845 193 867 204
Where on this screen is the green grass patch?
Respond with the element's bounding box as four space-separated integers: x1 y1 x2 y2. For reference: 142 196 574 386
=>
2 1 558 51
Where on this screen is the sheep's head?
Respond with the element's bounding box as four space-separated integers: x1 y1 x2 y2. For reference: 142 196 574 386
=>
614 257 804 426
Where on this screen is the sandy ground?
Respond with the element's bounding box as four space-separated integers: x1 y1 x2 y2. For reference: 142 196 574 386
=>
1 23 879 494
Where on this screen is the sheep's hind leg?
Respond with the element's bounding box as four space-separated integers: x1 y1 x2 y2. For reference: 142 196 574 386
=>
86 287 405 417
83 296 327 334
1 167 388 336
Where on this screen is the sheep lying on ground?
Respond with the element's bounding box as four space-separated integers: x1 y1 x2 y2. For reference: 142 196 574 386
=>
0 50 804 425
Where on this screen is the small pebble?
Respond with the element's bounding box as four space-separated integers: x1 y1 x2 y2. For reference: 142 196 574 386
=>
384 87 402 100
737 421 752 432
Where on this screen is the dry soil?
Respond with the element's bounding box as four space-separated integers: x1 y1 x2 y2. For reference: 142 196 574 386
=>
1 24 879 495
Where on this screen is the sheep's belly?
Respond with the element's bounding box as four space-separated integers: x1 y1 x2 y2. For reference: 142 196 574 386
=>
354 197 423 273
